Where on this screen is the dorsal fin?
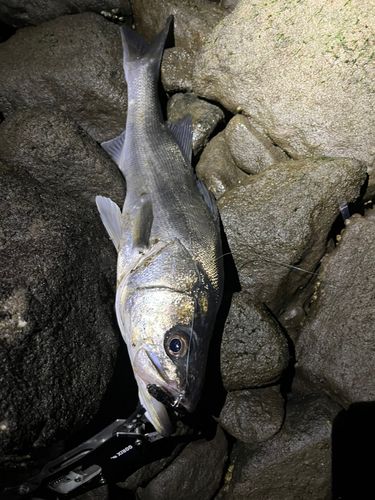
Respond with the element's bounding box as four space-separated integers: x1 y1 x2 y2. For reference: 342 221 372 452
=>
167 114 193 165
132 199 154 250
96 196 122 250
101 130 126 166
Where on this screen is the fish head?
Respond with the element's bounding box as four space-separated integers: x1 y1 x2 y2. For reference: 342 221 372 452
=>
118 284 217 436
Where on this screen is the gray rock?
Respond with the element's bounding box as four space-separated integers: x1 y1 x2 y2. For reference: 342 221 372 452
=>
193 0 375 193
219 394 341 500
0 162 119 466
217 157 366 313
296 212 375 406
75 485 109 500
0 108 126 206
196 131 248 199
132 0 226 52
220 292 289 391
225 114 288 174
136 425 227 500
161 47 194 93
220 0 239 11
218 386 284 445
0 13 127 143
167 93 224 155
0 0 132 28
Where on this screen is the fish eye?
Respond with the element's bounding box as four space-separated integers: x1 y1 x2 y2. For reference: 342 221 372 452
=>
164 328 189 358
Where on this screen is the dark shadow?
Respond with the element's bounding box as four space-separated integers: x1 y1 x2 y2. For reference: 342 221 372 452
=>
332 402 375 499
0 22 16 43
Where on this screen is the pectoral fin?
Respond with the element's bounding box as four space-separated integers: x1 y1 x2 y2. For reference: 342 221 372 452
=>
96 196 122 250
132 199 153 250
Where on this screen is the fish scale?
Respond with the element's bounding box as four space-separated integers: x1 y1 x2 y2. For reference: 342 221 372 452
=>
96 16 223 436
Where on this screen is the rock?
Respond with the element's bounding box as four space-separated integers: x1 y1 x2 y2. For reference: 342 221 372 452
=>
196 131 248 199
220 292 289 391
167 93 224 155
161 47 194 93
193 0 375 192
219 394 341 500
296 212 375 406
0 108 126 206
219 0 239 11
0 162 120 469
75 485 109 500
0 0 132 28
217 157 366 313
225 114 288 174
132 0 226 52
136 425 227 500
0 13 127 143
218 386 284 445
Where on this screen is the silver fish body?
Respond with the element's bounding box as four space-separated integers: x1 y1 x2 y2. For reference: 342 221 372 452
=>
96 17 223 436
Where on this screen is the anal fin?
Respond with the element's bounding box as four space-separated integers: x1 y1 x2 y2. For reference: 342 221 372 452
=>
96 196 122 250
167 114 193 165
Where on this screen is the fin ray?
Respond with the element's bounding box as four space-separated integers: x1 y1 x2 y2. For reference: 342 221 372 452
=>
101 131 125 166
96 196 122 250
167 114 193 165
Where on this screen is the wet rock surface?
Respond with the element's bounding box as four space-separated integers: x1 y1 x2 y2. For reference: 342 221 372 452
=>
296 212 375 406
218 386 284 446
161 47 194 93
0 162 119 462
132 0 226 52
0 108 126 206
220 292 289 390
0 0 132 28
136 425 227 500
219 394 340 500
1 1 375 497
225 114 288 174
193 0 375 189
218 157 366 313
0 13 127 143
167 93 224 155
196 131 248 199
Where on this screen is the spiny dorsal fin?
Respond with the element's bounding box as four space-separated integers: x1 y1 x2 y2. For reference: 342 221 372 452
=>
101 130 126 166
132 199 154 250
96 196 122 250
167 114 193 165
196 178 220 233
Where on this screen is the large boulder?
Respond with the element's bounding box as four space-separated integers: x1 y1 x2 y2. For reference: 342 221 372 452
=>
0 162 120 467
132 0 226 52
193 0 375 194
296 211 375 406
0 0 132 28
0 13 126 143
136 425 227 500
0 108 126 206
218 386 284 445
220 292 289 390
217 157 366 313
218 394 341 500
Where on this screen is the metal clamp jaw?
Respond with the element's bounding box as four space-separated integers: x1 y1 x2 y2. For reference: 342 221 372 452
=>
2 407 163 500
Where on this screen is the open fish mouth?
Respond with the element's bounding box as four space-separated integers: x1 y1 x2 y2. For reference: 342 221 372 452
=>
133 348 196 412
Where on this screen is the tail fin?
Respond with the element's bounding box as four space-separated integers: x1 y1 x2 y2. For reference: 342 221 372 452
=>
120 16 173 79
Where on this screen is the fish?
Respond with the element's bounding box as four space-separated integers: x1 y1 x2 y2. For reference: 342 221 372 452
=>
95 16 223 437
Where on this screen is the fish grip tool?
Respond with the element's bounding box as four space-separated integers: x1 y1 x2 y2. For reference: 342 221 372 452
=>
1 407 164 500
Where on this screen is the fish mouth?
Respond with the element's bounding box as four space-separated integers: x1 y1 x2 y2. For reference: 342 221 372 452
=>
132 348 198 413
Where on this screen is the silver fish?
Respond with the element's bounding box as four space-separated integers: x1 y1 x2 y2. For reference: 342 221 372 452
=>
96 16 223 436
